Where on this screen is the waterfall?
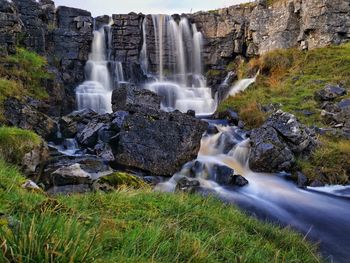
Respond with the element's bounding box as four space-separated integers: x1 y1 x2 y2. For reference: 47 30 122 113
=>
76 20 125 114
228 77 257 97
143 15 216 116
140 18 148 74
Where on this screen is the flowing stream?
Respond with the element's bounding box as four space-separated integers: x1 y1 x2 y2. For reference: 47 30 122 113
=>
156 124 350 263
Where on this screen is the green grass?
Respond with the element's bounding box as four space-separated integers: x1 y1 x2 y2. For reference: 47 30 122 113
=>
219 43 350 184
0 159 322 262
0 126 42 165
0 48 49 121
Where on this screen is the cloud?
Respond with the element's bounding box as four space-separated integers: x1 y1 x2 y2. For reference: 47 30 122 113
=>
54 0 251 16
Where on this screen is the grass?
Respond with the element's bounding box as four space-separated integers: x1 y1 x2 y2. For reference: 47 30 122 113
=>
0 159 322 262
0 126 42 165
298 137 350 184
219 43 350 184
0 48 49 121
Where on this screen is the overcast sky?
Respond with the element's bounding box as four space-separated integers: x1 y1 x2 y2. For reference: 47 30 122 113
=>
54 0 252 16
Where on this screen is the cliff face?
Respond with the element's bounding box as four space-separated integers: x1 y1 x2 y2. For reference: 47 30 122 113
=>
0 0 349 115
191 0 350 67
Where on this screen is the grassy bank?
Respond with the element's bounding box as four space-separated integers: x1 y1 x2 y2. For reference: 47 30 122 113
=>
0 48 49 120
0 159 321 262
219 43 350 184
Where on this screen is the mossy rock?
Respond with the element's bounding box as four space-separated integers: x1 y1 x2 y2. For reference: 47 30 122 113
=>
96 172 147 190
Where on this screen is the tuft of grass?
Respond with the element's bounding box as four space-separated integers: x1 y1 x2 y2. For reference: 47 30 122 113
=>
0 127 42 165
0 159 322 263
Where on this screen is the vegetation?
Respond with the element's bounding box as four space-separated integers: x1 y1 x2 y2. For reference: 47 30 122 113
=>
98 172 147 189
0 159 321 262
0 48 50 120
219 43 350 184
0 126 42 165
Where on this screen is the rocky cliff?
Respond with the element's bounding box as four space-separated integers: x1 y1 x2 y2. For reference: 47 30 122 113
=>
0 0 349 115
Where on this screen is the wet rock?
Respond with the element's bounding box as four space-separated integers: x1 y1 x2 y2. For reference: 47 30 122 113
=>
214 109 240 126
111 111 129 131
112 85 161 112
76 120 106 147
296 171 308 189
175 177 201 194
186 110 196 117
113 109 208 176
310 180 325 188
207 124 220 135
249 126 295 173
4 98 58 140
265 110 317 155
212 165 235 185
315 84 347 101
231 175 249 187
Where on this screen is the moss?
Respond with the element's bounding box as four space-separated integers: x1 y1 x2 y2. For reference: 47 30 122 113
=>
0 159 321 262
0 127 42 165
98 172 147 189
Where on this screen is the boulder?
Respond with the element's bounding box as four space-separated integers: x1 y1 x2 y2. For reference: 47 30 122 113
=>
4 98 58 140
249 111 317 173
112 85 161 112
231 175 249 187
265 110 317 155
212 165 235 185
50 163 92 186
76 120 106 147
249 126 295 173
296 171 308 189
315 84 347 101
22 141 50 176
42 156 112 187
112 108 208 176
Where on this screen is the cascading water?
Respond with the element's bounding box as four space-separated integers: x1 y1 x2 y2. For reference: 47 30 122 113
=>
75 20 125 114
142 15 216 116
156 122 350 263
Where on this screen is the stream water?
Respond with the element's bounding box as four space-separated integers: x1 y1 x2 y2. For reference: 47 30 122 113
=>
156 124 350 263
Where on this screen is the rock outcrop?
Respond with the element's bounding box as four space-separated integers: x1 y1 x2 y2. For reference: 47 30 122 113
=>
249 110 317 173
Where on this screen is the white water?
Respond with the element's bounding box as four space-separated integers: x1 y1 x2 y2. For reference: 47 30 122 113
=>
76 20 125 114
228 76 257 98
156 123 350 262
142 15 216 116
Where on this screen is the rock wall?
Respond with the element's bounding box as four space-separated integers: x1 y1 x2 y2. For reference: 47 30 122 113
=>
1 0 350 116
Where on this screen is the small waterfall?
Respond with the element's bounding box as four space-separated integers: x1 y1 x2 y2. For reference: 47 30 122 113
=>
140 18 148 74
143 15 216 116
228 77 257 97
76 20 125 114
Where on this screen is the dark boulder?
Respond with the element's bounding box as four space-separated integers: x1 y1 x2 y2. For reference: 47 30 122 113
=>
112 109 208 176
296 171 308 189
76 120 106 147
231 175 249 187
249 110 317 173
3 98 58 140
212 165 235 185
249 126 295 173
265 110 317 155
315 84 347 101
110 111 129 131
112 85 161 112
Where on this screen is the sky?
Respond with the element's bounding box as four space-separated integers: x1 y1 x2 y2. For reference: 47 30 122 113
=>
54 0 252 16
